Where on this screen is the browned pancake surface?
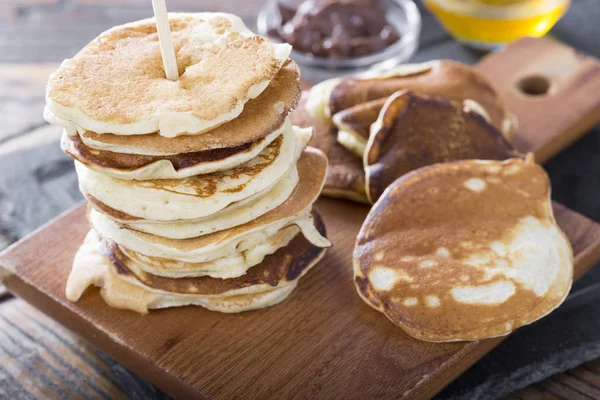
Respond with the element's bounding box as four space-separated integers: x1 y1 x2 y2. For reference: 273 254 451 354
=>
121 147 327 251
332 97 387 140
104 209 326 295
63 133 258 171
80 61 300 154
354 158 573 341
365 90 518 203
329 61 507 131
291 92 367 202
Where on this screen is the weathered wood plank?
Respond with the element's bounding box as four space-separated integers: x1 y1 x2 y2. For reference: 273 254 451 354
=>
0 298 169 400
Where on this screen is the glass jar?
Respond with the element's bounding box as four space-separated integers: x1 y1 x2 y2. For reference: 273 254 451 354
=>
424 0 571 50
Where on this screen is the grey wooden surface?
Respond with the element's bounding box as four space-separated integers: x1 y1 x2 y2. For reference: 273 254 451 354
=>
1 0 600 399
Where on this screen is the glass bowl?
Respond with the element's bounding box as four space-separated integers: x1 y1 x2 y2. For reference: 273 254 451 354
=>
257 0 421 82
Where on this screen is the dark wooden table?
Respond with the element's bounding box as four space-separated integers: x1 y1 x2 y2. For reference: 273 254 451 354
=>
2 1 600 399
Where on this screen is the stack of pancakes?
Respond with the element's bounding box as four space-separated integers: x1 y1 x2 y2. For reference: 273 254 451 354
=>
44 13 331 314
292 60 519 203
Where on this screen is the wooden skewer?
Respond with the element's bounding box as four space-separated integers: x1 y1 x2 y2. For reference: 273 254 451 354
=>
151 0 179 81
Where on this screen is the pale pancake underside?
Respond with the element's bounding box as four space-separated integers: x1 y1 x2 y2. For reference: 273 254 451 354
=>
121 225 301 279
46 13 292 137
354 158 573 342
88 147 330 263
66 230 325 314
124 165 300 239
76 123 309 221
66 123 285 181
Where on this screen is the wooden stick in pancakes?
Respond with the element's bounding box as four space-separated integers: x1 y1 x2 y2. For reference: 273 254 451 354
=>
66 210 327 314
45 13 292 137
364 90 519 204
354 157 573 342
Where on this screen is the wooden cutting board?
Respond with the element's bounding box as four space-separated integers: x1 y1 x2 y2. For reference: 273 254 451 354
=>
1 37 600 400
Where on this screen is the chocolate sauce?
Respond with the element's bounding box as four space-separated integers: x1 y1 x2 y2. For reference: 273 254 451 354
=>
269 0 400 59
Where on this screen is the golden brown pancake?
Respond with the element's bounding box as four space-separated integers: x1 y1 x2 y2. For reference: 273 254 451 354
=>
46 13 292 137
90 148 329 259
102 208 326 295
333 97 387 142
354 157 573 342
78 61 300 155
365 90 518 204
291 92 367 203
63 133 259 171
329 61 509 134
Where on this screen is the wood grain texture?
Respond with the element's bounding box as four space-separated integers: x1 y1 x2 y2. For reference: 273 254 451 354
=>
0 297 169 399
475 37 600 164
0 199 599 400
0 1 599 397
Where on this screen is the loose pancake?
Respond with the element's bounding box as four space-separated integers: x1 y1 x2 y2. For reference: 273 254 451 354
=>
89 148 330 263
119 225 301 279
291 92 368 203
364 90 518 204
354 158 573 342
66 215 325 314
333 96 499 158
46 13 292 137
312 61 514 137
332 97 388 158
62 123 283 180
77 123 308 221
50 60 301 156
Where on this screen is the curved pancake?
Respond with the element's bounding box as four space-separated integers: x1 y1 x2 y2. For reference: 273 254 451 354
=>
66 232 312 314
66 215 326 313
327 61 512 136
119 225 301 279
89 148 330 263
62 123 284 180
106 209 326 296
291 92 368 203
57 61 301 156
77 122 307 221
364 90 518 204
332 97 387 158
124 166 299 238
46 13 292 137
354 158 573 342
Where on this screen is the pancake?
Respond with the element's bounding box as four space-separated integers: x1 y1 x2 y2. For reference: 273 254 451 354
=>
45 13 292 137
119 225 301 279
106 208 326 296
89 147 330 263
61 122 284 180
291 92 368 203
333 95 499 159
50 60 301 156
124 166 299 238
354 157 573 342
364 90 518 204
76 122 308 221
66 228 325 314
312 61 514 138
332 97 387 157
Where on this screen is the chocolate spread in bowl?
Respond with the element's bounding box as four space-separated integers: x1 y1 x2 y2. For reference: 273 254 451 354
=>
269 0 401 59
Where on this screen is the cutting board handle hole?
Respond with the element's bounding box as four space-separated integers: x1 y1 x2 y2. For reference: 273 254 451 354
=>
517 75 551 96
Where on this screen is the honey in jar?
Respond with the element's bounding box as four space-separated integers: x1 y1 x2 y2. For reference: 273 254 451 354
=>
424 0 570 49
